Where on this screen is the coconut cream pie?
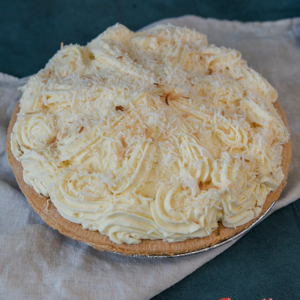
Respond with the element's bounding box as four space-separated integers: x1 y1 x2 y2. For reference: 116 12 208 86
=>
7 24 291 255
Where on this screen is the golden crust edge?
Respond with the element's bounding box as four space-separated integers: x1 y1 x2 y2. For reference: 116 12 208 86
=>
6 101 292 256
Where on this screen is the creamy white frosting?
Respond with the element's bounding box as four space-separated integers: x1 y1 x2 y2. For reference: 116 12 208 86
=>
11 24 289 244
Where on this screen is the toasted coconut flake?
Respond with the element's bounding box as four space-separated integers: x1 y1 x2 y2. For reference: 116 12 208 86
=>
145 128 152 139
145 124 153 133
21 144 31 150
49 136 57 145
119 137 128 159
240 157 250 163
199 181 205 190
199 181 219 190
165 91 181 105
121 137 127 149
78 126 84 134
210 185 219 189
26 111 38 115
115 105 124 112
193 132 201 140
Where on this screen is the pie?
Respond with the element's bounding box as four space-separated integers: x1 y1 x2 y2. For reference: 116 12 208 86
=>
7 24 292 256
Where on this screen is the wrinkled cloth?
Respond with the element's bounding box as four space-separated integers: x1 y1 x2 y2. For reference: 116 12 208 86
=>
1 15 300 300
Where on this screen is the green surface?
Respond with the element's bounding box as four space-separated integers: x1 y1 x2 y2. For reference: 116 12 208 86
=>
1 0 300 77
154 202 300 300
1 1 300 299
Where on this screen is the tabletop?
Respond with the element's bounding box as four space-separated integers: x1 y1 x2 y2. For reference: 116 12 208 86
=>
1 1 300 299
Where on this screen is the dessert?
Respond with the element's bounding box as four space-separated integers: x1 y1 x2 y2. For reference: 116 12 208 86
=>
7 24 291 255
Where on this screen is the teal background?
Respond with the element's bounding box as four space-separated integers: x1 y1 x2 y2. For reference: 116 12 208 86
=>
1 1 300 299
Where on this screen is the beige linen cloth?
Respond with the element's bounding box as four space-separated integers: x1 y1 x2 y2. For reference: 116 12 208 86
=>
1 15 300 300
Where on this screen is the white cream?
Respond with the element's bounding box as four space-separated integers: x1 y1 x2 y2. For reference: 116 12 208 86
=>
11 24 289 244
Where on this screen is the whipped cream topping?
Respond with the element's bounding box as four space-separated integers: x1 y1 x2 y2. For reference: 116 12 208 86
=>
11 24 289 244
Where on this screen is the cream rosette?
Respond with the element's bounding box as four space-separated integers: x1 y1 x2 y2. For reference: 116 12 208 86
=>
11 24 290 245
211 152 262 227
11 113 57 160
49 170 161 244
49 170 112 219
21 151 57 197
57 125 102 165
130 25 208 53
151 183 222 242
45 45 89 77
110 142 156 194
171 100 248 151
